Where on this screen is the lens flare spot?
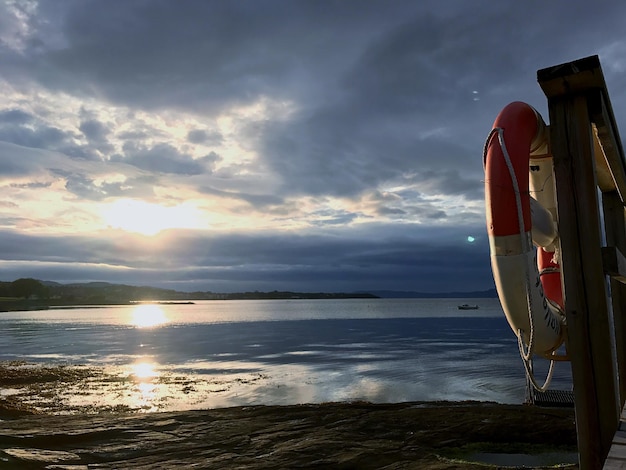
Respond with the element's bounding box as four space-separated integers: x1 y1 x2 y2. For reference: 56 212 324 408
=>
467 236 475 243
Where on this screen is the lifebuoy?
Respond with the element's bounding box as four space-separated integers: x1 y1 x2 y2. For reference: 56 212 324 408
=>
484 101 565 358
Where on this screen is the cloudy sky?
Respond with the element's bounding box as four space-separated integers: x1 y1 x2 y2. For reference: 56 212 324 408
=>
0 0 624 293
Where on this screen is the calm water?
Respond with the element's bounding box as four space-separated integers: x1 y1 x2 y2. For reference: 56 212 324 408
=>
0 298 572 412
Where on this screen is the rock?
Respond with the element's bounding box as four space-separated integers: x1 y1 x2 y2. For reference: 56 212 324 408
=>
0 401 578 469
2 447 80 463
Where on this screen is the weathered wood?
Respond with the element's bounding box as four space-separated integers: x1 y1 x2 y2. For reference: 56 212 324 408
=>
612 431 626 446
539 56 626 202
591 91 626 202
603 246 626 284
540 56 626 469
538 55 605 98
547 93 619 469
603 192 626 407
604 405 626 469
594 126 619 192
607 445 626 461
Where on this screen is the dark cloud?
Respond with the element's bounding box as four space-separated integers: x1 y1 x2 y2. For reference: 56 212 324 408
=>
111 142 211 175
6 1 626 199
56 144 102 161
79 118 114 155
0 109 33 124
405 170 483 199
56 171 108 200
307 209 361 227
0 141 55 176
187 129 223 145
48 168 157 201
0 118 69 150
0 106 108 162
0 224 490 292
79 119 110 142
24 1 414 111
198 184 283 210
117 130 150 140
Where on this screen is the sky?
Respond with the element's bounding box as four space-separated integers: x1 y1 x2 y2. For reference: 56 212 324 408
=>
0 0 625 294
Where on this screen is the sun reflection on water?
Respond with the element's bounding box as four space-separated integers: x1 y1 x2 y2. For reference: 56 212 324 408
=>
130 304 169 328
134 381 157 410
130 361 161 411
132 362 158 380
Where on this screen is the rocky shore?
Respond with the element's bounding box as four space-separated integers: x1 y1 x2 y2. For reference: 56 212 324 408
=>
0 362 578 469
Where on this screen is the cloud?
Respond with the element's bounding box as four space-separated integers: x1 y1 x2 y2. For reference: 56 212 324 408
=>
0 223 491 292
198 184 283 210
0 118 73 152
111 142 212 175
0 108 33 124
79 118 109 141
0 141 64 177
0 1 625 293
187 129 223 145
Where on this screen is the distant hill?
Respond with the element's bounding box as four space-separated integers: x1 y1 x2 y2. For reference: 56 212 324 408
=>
365 289 497 299
0 279 378 310
1 278 497 312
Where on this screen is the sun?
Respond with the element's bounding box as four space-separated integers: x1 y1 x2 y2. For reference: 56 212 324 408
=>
101 199 203 235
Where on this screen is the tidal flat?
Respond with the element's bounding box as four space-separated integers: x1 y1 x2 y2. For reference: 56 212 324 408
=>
0 361 578 469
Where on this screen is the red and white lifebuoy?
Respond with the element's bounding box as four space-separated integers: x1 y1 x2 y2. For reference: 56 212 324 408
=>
484 101 566 360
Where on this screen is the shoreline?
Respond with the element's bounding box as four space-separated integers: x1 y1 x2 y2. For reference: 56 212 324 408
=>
0 362 578 469
0 401 578 469
0 293 381 312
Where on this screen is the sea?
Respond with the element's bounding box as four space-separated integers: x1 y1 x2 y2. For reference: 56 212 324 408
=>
0 298 573 413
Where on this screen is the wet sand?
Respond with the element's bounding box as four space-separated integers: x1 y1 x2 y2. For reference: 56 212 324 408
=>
0 362 578 469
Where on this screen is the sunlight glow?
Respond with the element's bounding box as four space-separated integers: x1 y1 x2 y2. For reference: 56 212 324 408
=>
129 362 160 411
132 362 158 379
131 304 169 328
101 199 204 235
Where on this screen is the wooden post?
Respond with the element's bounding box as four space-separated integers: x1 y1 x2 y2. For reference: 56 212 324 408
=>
538 56 621 468
548 93 619 468
603 191 626 407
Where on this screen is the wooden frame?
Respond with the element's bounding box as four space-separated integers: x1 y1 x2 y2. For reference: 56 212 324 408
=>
537 55 626 470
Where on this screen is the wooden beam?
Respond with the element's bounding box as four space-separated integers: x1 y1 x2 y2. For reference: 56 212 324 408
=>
594 126 618 193
603 246 626 284
538 55 605 98
603 192 626 408
603 404 626 469
590 91 626 202
547 93 619 469
538 55 626 201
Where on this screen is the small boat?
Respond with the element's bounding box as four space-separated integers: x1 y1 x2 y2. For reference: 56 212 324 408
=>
458 304 479 310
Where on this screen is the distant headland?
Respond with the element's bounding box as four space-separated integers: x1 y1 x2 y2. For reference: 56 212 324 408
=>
0 278 496 311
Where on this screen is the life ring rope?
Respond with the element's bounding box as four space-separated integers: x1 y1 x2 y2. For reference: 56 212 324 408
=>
483 126 558 392
520 340 556 392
